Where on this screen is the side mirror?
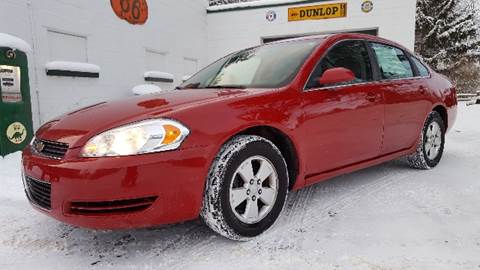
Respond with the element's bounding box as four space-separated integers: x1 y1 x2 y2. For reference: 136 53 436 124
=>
318 67 356 86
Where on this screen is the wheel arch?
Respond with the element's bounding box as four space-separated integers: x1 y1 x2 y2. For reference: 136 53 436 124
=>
432 104 448 130
236 125 300 190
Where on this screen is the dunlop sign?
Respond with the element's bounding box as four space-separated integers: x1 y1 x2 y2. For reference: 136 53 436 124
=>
288 3 347 22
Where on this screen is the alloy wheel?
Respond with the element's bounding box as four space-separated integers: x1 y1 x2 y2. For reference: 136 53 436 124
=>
229 155 279 224
425 121 442 160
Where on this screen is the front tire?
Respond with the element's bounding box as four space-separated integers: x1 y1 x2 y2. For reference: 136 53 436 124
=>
406 111 446 169
201 135 289 241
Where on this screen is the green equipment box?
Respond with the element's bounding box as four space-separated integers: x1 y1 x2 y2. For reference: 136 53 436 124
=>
0 47 33 157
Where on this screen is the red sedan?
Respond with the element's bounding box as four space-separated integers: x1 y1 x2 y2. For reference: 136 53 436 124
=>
22 33 457 240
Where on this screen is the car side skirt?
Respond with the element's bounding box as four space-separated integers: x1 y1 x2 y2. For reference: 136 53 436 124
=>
302 146 416 187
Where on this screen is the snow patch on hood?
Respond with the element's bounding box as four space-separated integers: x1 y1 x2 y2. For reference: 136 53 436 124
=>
132 84 164 95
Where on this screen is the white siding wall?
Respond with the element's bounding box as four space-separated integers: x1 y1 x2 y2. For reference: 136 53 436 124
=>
0 0 208 128
207 0 417 62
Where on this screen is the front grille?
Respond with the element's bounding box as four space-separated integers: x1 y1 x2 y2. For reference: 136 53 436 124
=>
33 138 69 159
25 176 51 210
69 196 157 215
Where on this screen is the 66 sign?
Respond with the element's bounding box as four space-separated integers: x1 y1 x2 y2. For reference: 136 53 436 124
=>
111 0 149 25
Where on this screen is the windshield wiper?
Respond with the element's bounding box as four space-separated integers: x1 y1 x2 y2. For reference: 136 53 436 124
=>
177 83 202 90
204 85 247 89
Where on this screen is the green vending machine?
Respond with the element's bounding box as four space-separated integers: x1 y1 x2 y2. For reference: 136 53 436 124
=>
0 44 34 156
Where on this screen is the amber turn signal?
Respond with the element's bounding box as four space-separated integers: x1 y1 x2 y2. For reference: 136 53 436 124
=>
162 124 182 145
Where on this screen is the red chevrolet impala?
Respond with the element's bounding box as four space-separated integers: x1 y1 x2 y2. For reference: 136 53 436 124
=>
22 33 457 240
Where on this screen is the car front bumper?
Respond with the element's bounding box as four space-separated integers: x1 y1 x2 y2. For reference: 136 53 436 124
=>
21 145 212 229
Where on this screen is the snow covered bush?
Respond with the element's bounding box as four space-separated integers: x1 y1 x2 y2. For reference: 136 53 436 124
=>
415 0 480 93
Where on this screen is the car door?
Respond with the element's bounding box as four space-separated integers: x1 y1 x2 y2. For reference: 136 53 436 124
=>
368 42 430 154
300 40 384 182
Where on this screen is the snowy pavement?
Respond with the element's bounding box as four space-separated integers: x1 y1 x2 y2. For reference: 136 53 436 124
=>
1 104 480 270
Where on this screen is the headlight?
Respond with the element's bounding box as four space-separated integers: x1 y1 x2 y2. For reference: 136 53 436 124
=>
80 119 190 157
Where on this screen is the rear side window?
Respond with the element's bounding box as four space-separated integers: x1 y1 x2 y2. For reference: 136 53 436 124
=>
306 40 373 89
411 57 430 77
370 43 414 80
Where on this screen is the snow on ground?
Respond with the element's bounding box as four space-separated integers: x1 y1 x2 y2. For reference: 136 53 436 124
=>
1 104 480 270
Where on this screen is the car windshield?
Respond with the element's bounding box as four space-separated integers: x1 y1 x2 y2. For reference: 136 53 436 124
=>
178 39 321 89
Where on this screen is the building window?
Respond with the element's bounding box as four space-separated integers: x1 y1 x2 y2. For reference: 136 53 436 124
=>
47 30 87 62
46 30 99 78
145 49 168 72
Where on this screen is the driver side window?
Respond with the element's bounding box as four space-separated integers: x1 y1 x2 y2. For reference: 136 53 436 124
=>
306 40 373 89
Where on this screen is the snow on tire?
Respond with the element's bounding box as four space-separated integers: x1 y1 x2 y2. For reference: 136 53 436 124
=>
406 111 446 169
201 135 289 241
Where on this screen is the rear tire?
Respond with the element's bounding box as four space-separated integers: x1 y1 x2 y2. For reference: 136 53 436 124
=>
406 111 445 169
201 135 289 241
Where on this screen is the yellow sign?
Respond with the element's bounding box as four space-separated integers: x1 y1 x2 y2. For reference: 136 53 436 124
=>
288 3 347 22
6 122 27 144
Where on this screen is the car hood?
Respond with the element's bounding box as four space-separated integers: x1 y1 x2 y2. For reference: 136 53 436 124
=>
36 88 257 148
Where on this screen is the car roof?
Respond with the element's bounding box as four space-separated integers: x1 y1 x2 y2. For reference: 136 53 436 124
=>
270 33 408 52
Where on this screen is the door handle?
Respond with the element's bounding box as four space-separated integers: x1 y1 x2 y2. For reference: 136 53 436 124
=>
366 92 377 102
419 86 426 94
